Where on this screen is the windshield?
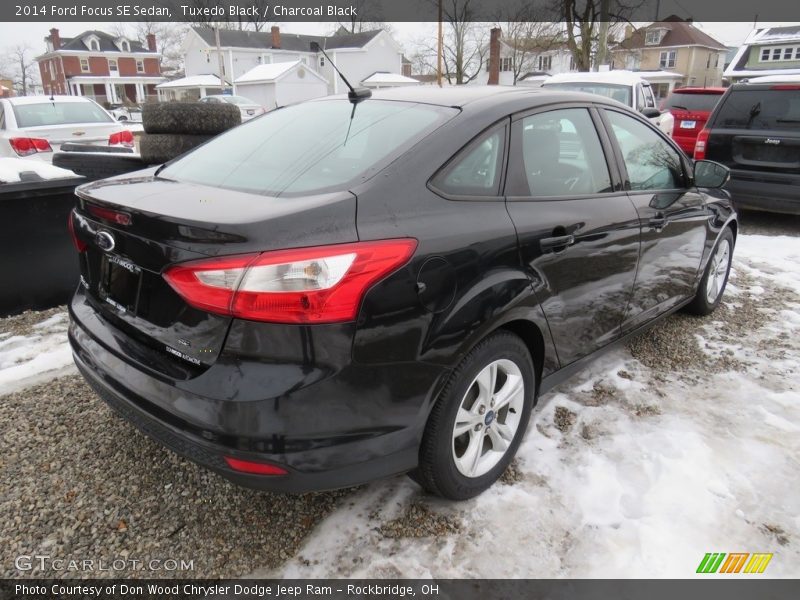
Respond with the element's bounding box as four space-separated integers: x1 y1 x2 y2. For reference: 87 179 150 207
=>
160 99 456 196
715 88 800 130
13 101 114 127
664 92 723 112
544 82 632 106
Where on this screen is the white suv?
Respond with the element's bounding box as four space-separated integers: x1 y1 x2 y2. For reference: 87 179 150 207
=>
542 71 674 136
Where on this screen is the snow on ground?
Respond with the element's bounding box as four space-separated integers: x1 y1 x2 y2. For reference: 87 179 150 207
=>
0 311 75 396
273 234 800 579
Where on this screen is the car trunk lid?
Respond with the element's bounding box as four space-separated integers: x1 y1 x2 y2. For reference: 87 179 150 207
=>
72 172 358 372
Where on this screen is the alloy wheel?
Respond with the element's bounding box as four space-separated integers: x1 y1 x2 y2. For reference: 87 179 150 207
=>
452 359 525 478
706 238 731 304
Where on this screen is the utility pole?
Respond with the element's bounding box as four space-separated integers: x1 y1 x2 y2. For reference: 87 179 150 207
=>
437 0 443 87
596 0 610 71
215 26 226 93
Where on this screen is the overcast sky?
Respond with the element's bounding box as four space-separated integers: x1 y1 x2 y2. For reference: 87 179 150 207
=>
0 20 796 59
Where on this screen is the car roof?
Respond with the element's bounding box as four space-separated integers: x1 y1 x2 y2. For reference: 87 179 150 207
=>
670 87 727 94
543 70 648 86
4 95 99 105
313 85 626 112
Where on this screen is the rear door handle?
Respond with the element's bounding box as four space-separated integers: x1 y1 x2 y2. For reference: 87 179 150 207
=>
540 234 575 251
649 215 668 231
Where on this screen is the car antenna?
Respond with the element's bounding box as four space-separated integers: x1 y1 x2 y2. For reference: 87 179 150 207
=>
310 41 371 105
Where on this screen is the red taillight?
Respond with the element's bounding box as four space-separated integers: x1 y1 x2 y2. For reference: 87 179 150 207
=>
163 239 417 324
68 211 87 253
10 137 52 156
224 456 288 476
86 204 132 226
108 129 135 147
694 128 710 160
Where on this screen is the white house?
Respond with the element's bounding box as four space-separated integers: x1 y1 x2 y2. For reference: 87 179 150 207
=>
470 36 577 86
174 26 405 99
234 61 328 108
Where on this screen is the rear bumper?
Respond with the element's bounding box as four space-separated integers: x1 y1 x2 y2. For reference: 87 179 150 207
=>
726 171 800 215
69 294 448 493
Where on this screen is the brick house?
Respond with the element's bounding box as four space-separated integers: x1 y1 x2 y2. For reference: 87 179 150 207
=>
36 29 165 105
612 16 728 96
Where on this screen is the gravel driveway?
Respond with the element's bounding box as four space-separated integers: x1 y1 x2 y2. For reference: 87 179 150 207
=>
1 212 798 579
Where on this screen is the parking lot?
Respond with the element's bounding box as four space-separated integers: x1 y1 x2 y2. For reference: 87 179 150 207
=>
1 210 798 578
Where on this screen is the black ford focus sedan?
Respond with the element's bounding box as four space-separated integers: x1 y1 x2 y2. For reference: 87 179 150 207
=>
68 87 736 500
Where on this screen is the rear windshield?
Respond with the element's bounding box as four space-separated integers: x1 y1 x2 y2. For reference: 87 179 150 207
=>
13 101 114 127
160 99 456 196
543 82 632 106
713 88 800 130
664 91 723 112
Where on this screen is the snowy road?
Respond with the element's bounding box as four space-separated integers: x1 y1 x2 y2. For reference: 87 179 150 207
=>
1 231 798 579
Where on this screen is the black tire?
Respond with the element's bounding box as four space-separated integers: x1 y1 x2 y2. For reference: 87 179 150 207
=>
142 102 241 135
411 331 535 500
53 152 147 181
685 227 734 316
138 133 213 165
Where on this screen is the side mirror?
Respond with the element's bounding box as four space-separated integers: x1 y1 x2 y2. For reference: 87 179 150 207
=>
641 107 661 119
694 160 730 189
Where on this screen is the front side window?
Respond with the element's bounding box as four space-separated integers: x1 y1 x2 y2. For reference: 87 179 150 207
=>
507 108 612 197
161 99 456 197
605 110 685 191
432 128 505 197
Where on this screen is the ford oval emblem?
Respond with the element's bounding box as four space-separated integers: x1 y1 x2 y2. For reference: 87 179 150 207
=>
95 230 115 252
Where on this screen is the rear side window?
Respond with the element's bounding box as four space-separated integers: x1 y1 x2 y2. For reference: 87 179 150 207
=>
431 127 506 197
664 92 723 112
507 108 612 197
161 99 455 196
713 88 800 130
12 101 114 127
606 110 685 191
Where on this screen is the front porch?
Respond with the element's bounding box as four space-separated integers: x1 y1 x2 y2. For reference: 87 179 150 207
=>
67 76 164 106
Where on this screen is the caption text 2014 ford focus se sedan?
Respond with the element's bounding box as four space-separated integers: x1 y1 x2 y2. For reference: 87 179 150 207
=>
68 87 736 500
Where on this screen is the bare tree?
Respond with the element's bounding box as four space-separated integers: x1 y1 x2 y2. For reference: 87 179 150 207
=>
3 44 38 96
495 1 563 84
418 0 487 84
332 0 394 35
557 0 644 71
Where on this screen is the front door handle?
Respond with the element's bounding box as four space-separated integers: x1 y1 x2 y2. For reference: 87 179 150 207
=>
540 234 575 251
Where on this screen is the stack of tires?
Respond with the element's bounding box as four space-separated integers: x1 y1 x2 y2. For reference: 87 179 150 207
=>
53 102 241 181
139 102 241 164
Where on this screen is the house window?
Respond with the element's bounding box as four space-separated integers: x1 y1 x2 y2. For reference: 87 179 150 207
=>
136 60 144 73
90 40 99 51
761 48 770 61
660 50 676 68
772 48 781 60
569 56 576 71
121 40 130 52
645 30 661 45
108 59 118 72
784 48 794 60
796 48 800 59
761 46 800 62
320 56 325 67
501 57 512 72
538 55 552 71
80 58 90 73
